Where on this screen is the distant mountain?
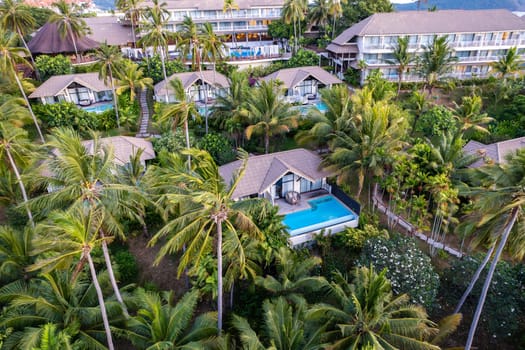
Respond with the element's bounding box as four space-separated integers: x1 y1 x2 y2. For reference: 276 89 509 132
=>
93 0 114 10
394 0 525 11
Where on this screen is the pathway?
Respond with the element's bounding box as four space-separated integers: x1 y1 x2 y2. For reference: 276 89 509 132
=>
372 185 463 258
136 87 150 138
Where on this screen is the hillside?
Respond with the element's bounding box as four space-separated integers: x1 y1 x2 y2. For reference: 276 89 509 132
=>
395 0 525 11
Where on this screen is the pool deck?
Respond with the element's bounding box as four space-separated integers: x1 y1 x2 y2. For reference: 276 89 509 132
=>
276 189 328 215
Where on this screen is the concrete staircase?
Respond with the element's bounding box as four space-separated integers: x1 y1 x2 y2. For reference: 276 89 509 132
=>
136 88 151 138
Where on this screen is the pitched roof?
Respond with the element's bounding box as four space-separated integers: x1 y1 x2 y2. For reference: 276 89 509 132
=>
333 9 525 44
83 16 134 46
27 22 100 55
463 137 525 168
154 71 230 97
29 73 111 98
219 148 331 199
81 136 156 166
261 66 343 90
143 0 283 11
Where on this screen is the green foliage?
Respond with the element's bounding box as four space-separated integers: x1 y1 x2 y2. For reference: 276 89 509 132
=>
443 256 524 343
338 224 389 250
416 105 457 138
117 91 140 129
72 63 98 74
198 133 236 165
359 235 440 309
33 102 100 132
30 7 55 27
268 19 292 40
287 48 319 68
35 55 72 81
114 250 138 284
152 130 194 154
339 0 393 35
344 67 361 86
245 201 289 250
139 55 186 84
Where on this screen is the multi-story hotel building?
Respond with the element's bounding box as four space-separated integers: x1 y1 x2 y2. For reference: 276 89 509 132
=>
326 9 525 84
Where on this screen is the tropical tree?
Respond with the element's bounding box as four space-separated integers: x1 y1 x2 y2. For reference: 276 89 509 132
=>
309 0 330 35
116 60 153 102
178 16 203 71
417 35 457 94
452 94 493 136
328 0 346 39
245 80 299 154
0 29 44 142
0 0 37 70
223 0 239 45
139 0 176 102
49 0 88 60
115 0 144 47
125 288 219 348
232 297 327 350
492 46 522 79
28 208 117 350
310 266 440 350
408 90 429 135
94 43 125 128
30 323 74 350
201 21 226 69
385 36 415 96
282 0 307 52
0 225 34 283
148 148 264 332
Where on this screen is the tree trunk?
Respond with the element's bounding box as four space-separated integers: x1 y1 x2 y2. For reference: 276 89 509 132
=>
13 70 45 143
293 20 297 54
5 147 34 228
86 250 115 350
230 282 234 309
356 169 365 199
264 132 270 154
160 48 169 102
109 67 120 128
69 27 80 62
184 119 191 168
397 70 403 97
217 218 223 333
131 15 137 48
100 230 129 318
464 207 519 350
17 28 38 80
454 243 495 314
198 59 209 134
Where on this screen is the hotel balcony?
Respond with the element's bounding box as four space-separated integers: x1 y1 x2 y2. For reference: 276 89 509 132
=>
170 10 281 22
364 38 525 51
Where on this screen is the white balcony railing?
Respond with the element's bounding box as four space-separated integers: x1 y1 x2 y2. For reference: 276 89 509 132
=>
364 38 525 51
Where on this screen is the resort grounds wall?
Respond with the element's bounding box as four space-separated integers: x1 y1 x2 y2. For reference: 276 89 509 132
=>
330 183 361 215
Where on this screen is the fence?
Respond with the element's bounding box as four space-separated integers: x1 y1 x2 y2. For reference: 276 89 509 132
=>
330 182 361 215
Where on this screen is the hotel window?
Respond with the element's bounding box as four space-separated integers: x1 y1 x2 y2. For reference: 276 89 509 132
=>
485 33 494 41
408 35 417 45
364 53 378 62
447 34 456 43
420 35 433 45
366 36 380 46
502 32 509 40
460 33 475 42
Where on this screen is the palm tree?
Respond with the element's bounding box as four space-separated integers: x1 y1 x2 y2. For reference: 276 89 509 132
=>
452 94 493 135
245 80 299 154
28 208 116 350
385 36 415 96
0 225 34 283
282 0 307 52
417 35 457 94
310 266 440 349
492 46 521 80
223 0 239 46
460 150 525 350
0 122 35 226
327 0 346 39
31 323 74 350
0 30 44 142
309 0 330 35
0 0 36 71
115 0 144 47
233 296 327 350
50 0 88 60
116 60 153 102
148 148 264 332
139 0 175 102
409 90 429 135
126 288 219 348
201 21 226 69
178 16 203 71
94 43 125 128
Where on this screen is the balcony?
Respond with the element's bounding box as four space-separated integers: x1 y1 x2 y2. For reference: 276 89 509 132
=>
456 55 501 62
170 10 281 22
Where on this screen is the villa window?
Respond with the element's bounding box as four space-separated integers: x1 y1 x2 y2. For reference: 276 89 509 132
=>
295 79 316 96
366 36 380 46
300 178 322 193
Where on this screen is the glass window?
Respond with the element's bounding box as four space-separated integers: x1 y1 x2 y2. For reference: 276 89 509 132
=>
461 33 475 42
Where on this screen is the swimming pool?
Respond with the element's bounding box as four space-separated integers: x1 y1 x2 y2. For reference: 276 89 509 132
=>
83 103 114 114
294 101 328 115
283 195 357 236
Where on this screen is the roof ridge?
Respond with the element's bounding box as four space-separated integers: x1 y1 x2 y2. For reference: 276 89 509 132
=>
358 13 376 36
258 157 286 193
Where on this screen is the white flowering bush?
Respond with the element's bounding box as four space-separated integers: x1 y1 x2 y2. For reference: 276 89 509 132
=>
359 235 439 309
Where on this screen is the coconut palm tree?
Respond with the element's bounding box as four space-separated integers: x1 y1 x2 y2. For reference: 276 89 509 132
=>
126 288 219 348
116 60 153 102
27 208 117 350
0 0 36 70
223 0 239 46
492 46 521 80
327 0 346 39
0 30 44 142
309 0 330 35
50 0 88 60
139 0 175 102
245 80 299 154
417 35 457 94
452 94 493 136
148 148 264 332
178 16 203 71
94 43 125 128
201 21 226 69
310 266 440 350
0 225 35 283
115 0 144 47
232 296 327 350
385 36 415 96
282 0 307 53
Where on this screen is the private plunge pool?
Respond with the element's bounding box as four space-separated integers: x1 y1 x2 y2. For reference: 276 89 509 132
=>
283 195 358 242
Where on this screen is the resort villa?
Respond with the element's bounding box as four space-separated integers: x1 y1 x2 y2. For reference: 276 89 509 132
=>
154 71 230 104
28 73 115 113
219 149 359 245
463 136 525 168
262 66 344 105
327 9 525 83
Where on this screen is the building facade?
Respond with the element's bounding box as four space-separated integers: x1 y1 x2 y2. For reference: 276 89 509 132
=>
327 9 525 84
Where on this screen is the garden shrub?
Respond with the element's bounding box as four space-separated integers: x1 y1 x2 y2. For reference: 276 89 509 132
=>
415 105 457 138
114 250 139 285
338 224 389 250
152 130 195 154
198 133 236 165
359 235 440 309
33 102 100 132
35 55 72 81
139 55 186 84
287 48 319 68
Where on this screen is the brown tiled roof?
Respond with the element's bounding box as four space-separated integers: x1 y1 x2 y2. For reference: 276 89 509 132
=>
262 66 343 90
82 136 156 165
84 16 134 46
27 22 100 54
29 73 111 98
154 71 230 97
219 148 331 199
463 137 525 168
143 0 283 11
333 9 525 44
326 43 358 54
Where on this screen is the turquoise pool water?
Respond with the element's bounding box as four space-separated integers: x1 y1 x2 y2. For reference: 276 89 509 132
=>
295 101 328 115
283 195 356 236
84 103 114 114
